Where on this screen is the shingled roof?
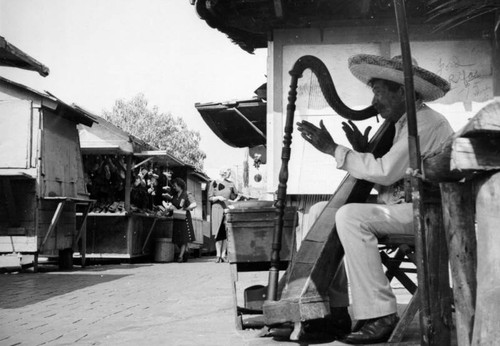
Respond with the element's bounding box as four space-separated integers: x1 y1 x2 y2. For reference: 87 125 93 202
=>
191 0 434 53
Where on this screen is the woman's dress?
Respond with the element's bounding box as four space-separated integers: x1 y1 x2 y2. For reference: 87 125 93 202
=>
171 190 195 246
209 179 238 241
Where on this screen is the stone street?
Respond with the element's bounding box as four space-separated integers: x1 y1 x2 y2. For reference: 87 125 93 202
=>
0 257 415 346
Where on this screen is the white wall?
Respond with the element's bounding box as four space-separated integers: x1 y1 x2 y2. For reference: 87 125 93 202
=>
267 28 494 195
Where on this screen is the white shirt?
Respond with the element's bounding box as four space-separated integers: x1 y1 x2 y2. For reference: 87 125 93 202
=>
333 104 453 204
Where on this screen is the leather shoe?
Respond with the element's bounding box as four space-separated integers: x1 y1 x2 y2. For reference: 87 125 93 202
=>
342 313 399 344
298 307 352 341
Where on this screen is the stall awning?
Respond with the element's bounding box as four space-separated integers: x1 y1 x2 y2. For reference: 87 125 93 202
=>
77 114 153 155
0 36 50 77
134 150 188 168
195 98 267 148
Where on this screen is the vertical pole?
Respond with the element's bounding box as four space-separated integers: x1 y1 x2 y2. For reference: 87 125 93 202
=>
268 72 299 301
124 154 132 212
393 1 431 344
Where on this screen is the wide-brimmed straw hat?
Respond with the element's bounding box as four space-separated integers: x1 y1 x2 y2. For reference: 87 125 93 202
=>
348 54 450 102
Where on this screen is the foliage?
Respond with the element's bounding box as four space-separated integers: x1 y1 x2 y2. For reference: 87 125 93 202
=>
102 93 206 170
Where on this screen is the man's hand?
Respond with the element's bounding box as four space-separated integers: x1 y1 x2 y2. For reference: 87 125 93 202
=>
341 120 371 152
297 120 337 156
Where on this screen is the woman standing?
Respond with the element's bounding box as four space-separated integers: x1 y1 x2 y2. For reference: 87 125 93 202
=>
168 177 197 263
208 168 240 263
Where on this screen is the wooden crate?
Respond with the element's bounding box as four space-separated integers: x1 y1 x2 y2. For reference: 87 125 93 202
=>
225 202 297 264
79 214 172 259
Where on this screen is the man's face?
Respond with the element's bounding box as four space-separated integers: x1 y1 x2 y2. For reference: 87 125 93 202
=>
370 80 406 122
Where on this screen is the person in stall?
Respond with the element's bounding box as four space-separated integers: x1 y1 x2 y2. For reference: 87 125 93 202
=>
208 167 241 263
164 177 197 263
296 54 453 344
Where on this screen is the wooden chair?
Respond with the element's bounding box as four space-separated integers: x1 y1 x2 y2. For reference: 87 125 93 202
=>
373 195 453 344
378 234 420 343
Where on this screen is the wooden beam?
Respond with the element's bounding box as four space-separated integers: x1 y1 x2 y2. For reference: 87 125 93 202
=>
142 218 158 254
451 137 500 171
440 181 477 346
472 172 500 344
124 155 132 212
39 201 66 253
422 199 452 345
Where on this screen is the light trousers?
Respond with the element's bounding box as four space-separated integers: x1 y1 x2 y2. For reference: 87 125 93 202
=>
326 202 414 320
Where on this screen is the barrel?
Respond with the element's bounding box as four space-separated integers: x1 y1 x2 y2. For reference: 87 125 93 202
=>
154 238 174 262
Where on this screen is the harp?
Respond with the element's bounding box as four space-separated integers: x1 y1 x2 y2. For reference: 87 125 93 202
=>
263 55 395 327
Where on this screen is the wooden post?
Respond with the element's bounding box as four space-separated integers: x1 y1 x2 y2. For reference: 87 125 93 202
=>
441 181 477 345
472 172 500 345
393 1 435 344
124 155 132 212
422 198 452 345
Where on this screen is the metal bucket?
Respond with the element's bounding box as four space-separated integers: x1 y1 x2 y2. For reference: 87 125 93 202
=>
154 238 174 262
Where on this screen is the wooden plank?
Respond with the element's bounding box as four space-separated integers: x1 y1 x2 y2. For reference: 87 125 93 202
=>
0 236 37 252
472 172 500 345
440 181 476 346
141 218 157 254
422 200 452 345
389 290 420 343
39 201 66 253
451 137 500 171
124 155 132 212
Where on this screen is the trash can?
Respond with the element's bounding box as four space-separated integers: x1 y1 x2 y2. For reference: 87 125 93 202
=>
154 238 174 262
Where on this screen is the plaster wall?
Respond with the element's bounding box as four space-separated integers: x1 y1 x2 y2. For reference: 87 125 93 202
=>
268 28 494 195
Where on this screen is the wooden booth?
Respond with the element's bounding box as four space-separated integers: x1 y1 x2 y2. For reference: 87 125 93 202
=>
77 114 209 261
133 150 210 256
0 76 95 269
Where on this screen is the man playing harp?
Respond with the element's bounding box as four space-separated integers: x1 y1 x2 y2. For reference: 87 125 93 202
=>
297 54 453 344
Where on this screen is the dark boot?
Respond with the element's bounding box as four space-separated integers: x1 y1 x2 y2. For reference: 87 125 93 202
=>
342 313 399 344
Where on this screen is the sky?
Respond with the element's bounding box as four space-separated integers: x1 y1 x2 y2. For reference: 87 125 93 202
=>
0 0 267 178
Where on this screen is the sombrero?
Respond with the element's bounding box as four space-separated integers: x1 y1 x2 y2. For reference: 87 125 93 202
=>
348 54 450 102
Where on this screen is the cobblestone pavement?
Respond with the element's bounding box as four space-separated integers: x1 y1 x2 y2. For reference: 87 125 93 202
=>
0 257 416 346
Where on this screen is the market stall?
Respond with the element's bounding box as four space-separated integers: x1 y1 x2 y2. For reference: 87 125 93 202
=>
134 150 210 257
0 77 95 270
77 114 209 261
76 114 178 260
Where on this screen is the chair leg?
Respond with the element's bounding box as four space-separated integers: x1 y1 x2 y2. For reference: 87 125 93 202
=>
389 289 420 343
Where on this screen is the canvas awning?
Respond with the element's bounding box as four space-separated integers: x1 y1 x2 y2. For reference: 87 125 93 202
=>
195 98 267 148
0 36 50 77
